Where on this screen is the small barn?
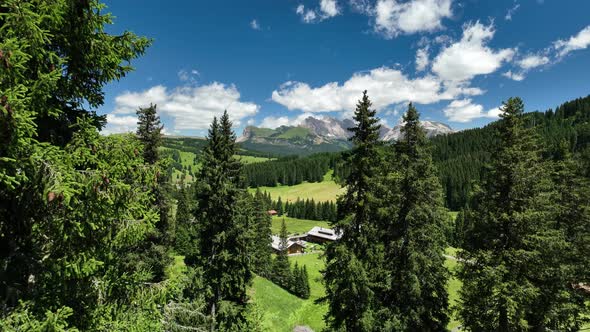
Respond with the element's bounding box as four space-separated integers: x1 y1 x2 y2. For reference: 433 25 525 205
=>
306 226 342 244
267 209 278 216
271 235 306 255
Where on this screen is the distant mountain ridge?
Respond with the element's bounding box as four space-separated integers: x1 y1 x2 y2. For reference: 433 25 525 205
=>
239 115 454 143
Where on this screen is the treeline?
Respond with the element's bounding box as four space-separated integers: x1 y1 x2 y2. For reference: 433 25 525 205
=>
243 153 339 187
432 94 590 210
269 219 311 299
321 91 590 331
253 190 337 222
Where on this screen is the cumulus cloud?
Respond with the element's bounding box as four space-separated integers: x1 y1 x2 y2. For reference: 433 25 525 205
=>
272 66 482 113
554 25 590 57
432 21 515 82
373 0 452 38
109 83 259 132
250 19 261 30
443 99 501 122
415 47 429 71
296 0 340 23
103 114 138 135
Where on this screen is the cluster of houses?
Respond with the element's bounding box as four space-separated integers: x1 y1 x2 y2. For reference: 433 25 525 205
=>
271 226 342 255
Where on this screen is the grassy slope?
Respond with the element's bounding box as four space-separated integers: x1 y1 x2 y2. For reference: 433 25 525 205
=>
271 216 331 235
249 171 344 203
276 127 311 139
238 155 274 164
253 248 463 332
251 253 327 332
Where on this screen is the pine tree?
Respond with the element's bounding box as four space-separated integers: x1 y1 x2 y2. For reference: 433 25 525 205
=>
301 265 311 299
194 111 251 327
136 103 163 164
135 103 172 281
323 91 382 331
251 191 273 278
276 196 283 215
272 219 292 288
457 97 555 331
380 103 449 330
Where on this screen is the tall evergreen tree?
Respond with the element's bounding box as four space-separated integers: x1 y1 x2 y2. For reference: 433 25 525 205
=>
323 91 382 331
272 219 292 287
457 97 556 331
193 111 251 327
136 103 163 164
380 103 449 330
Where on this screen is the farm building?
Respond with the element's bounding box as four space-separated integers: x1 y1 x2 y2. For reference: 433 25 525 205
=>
271 235 306 255
306 226 341 244
267 209 278 216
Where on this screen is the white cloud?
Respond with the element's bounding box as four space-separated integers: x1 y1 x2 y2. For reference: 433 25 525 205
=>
373 0 452 38
505 3 520 21
416 47 429 71
103 114 138 135
320 0 340 17
296 4 305 15
178 69 200 84
272 66 482 113
502 70 525 81
296 0 340 23
502 54 549 81
432 21 515 82
259 112 319 129
517 54 549 69
443 99 501 122
250 19 261 30
111 83 259 131
260 116 290 128
554 25 590 57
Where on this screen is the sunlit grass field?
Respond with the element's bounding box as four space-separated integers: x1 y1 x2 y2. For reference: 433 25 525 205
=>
249 171 344 203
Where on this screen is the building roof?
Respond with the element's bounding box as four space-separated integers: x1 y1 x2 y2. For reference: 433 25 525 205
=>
267 210 278 215
271 235 307 251
306 226 342 241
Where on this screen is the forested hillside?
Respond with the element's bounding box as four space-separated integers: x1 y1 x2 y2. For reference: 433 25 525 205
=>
432 94 590 209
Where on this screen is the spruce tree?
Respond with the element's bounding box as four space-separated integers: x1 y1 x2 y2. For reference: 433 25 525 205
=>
457 97 555 331
136 103 163 165
380 103 449 330
272 219 292 287
194 111 251 326
323 91 382 331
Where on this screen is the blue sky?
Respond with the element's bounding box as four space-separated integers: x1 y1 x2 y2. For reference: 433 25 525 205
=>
99 0 590 136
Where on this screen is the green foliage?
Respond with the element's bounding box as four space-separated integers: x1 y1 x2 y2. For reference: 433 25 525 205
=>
0 302 78 332
243 153 339 187
192 111 254 329
323 91 382 331
377 103 450 330
456 97 590 331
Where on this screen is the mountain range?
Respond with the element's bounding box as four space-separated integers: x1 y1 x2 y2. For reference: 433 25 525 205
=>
237 116 454 156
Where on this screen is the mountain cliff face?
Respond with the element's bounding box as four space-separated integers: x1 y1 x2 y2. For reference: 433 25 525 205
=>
238 115 454 155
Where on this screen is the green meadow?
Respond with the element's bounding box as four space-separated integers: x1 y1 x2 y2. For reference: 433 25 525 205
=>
249 171 345 203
